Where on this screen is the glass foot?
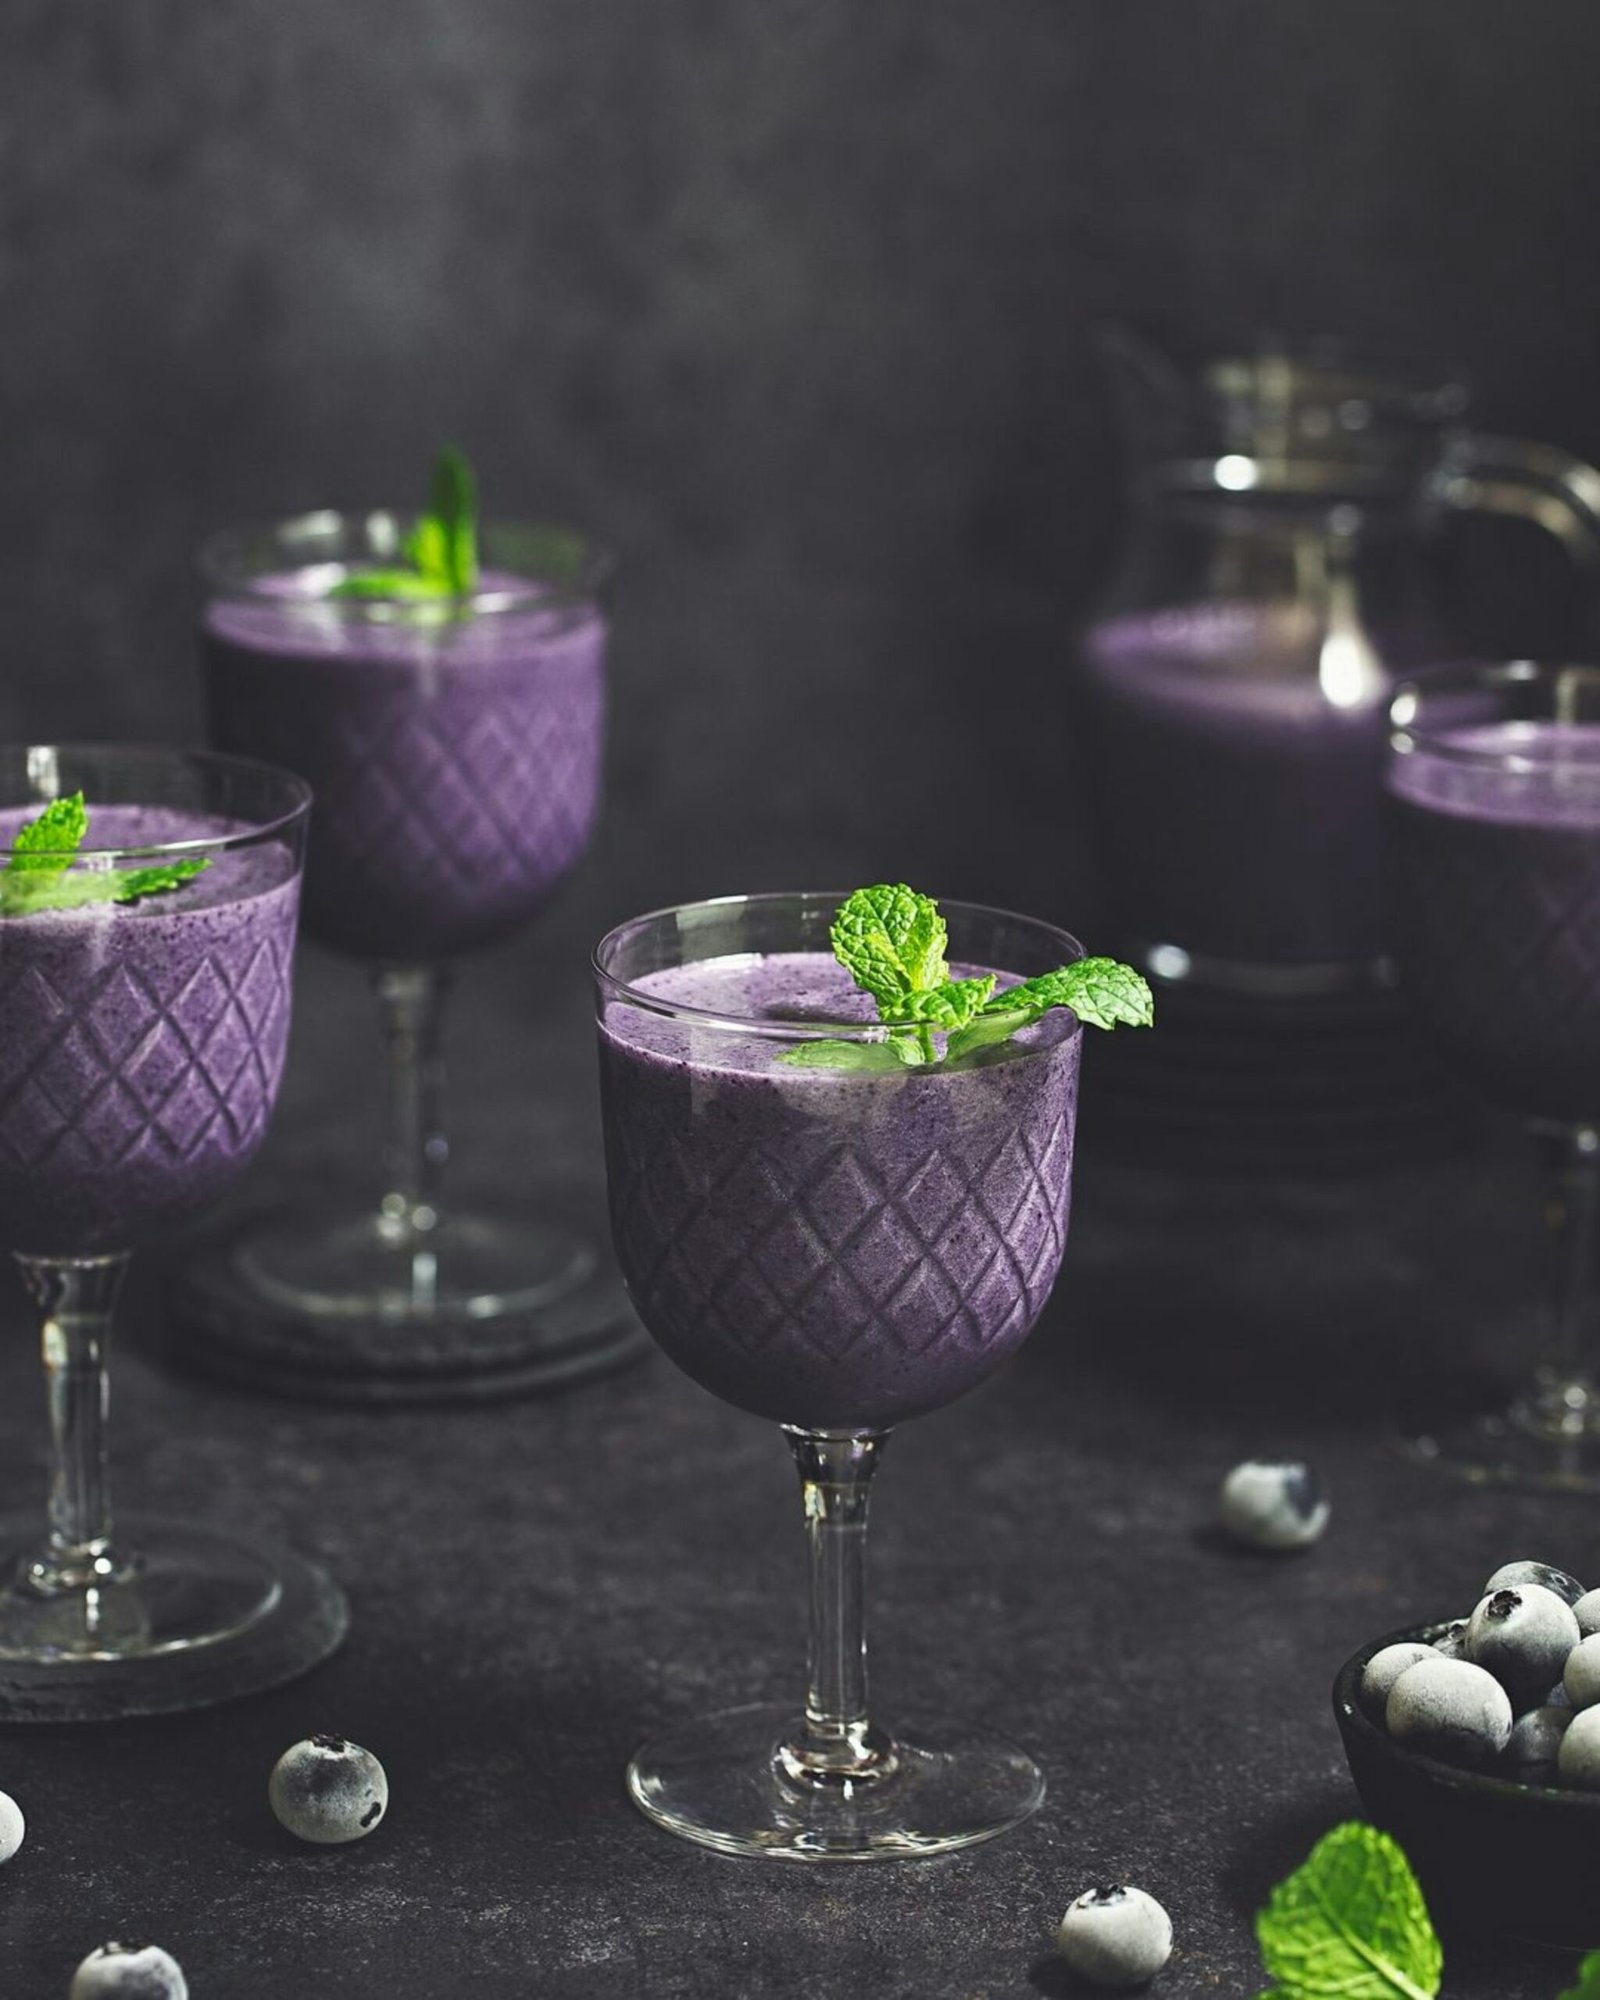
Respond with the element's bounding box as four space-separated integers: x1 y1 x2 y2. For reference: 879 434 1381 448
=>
171 1205 649 1403
236 1205 594 1323
1400 1378 1600 1492
0 1518 347 1722
626 1702 1045 1861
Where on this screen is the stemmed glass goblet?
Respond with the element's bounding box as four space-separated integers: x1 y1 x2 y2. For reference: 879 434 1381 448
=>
594 891 1093 1858
1388 662 1600 1486
0 744 346 1719
193 509 643 1398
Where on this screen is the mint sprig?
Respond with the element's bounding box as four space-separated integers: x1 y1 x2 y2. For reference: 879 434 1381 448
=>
0 792 210 918
1559 1953 1600 2000
1255 1822 1441 2000
784 884 1153 1072
329 446 480 601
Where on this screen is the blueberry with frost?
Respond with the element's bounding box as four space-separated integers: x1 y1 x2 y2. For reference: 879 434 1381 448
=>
1563 1633 1600 1711
1465 1585 1580 1710
0 1789 22 1864
1574 1588 1600 1637
1432 1619 1469 1660
1057 1884 1172 1988
1558 1705 1600 1789
1360 1643 1435 1715
69 1942 187 1999
1484 1559 1585 1608
1385 1656 1512 1769
1504 1704 1570 1780
1216 1460 1328 1551
269 1734 388 1845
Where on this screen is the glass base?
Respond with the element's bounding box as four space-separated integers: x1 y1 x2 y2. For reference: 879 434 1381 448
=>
237 1205 595 1324
171 1205 649 1403
1400 1373 1600 1491
0 1518 347 1722
626 1703 1045 1861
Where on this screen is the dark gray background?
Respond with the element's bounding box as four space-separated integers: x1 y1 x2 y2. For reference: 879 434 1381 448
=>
5 8 1600 1995
8 0 1600 932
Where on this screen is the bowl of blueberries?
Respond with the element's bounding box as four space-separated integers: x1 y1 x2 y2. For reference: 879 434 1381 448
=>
1333 1559 1600 1947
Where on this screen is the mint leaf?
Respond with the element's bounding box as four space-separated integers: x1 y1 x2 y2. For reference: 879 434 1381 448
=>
1255 1822 1441 2000
989 958 1155 1033
830 884 949 1011
1557 1952 1600 2000
1 798 209 917
7 791 88 876
330 446 479 601
882 975 996 1032
779 1040 918 1073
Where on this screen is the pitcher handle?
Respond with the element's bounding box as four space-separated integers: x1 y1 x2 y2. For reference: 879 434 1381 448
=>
1430 432 1600 566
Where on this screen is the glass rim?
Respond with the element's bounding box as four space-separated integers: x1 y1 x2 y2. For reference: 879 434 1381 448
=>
592 889 1086 1043
1390 660 1600 768
0 742 313 861
196 506 616 614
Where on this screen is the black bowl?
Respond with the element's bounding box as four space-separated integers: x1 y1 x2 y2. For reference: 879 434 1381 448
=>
1334 1622 1600 1948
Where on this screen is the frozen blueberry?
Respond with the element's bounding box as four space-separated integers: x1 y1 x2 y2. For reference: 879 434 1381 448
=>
0 1789 22 1864
1386 1656 1513 1769
1558 1705 1600 1789
1564 1634 1600 1711
1504 1704 1570 1781
1574 1588 1600 1637
1484 1560 1586 1608
1361 1643 1436 1715
1057 1884 1173 1988
1466 1586 1581 1711
1432 1619 1470 1660
269 1735 387 1845
1217 1461 1328 1551
69 1942 187 1999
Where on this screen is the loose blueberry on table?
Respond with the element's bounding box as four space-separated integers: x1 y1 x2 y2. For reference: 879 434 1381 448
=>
69 1941 188 1999
269 1734 389 1845
1056 1883 1173 1988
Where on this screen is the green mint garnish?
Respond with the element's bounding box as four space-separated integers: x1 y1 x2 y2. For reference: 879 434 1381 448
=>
0 792 210 917
1255 1822 1441 2000
329 446 479 601
782 883 1153 1072
1559 1952 1600 2000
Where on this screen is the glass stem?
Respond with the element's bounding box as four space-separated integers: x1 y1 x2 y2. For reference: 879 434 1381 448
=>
1529 1123 1600 1434
14 1253 133 1593
374 963 451 1259
777 1427 896 1793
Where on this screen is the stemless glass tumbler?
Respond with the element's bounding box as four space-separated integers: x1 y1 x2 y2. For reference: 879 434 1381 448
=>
195 511 643 1398
0 745 346 1720
1387 664 1600 1486
594 892 1087 1859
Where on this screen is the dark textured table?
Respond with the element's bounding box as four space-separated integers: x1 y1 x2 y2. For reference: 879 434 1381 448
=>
0 913 1589 1998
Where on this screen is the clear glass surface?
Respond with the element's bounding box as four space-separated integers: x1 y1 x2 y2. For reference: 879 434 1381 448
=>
1387 665 1600 1486
593 891 1085 1858
0 744 346 1718
192 513 643 1394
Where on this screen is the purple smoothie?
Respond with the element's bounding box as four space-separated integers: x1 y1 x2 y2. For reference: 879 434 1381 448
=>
598 952 1081 1428
1081 602 1397 968
203 571 604 960
1386 722 1600 1121
0 807 301 1255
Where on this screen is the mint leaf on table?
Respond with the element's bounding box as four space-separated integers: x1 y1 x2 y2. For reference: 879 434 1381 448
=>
329 445 480 601
1255 1822 1441 2000
0 794 209 917
1557 1952 1600 2000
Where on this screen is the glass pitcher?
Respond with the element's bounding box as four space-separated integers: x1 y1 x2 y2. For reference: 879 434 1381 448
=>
1079 334 1600 998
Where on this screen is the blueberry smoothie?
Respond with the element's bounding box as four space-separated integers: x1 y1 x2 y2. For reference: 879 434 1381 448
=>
0 808 300 1254
1386 722 1600 1121
598 953 1081 1428
1081 603 1397 969
203 576 604 961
